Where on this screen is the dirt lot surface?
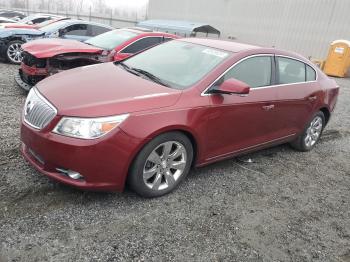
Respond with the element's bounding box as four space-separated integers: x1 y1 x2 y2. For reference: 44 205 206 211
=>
0 62 349 262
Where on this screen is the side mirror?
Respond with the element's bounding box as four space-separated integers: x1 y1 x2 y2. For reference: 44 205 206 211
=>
209 78 250 95
58 28 65 37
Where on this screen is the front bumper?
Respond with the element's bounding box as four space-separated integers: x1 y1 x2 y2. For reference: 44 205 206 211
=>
15 68 47 91
21 120 143 191
15 70 33 91
0 41 7 60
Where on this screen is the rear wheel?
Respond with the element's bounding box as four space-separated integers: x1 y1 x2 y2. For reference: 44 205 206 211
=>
128 132 193 197
290 111 325 151
6 40 24 64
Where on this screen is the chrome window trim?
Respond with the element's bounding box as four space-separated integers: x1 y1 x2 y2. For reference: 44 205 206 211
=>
201 53 318 96
276 54 318 81
118 35 165 54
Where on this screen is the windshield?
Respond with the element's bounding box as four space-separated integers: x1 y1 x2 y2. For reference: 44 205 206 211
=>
122 40 230 89
85 29 138 50
40 20 67 33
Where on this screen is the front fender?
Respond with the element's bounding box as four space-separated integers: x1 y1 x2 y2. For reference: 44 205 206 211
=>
119 107 210 166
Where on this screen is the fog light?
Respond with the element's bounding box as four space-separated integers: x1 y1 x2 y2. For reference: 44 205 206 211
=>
56 168 83 180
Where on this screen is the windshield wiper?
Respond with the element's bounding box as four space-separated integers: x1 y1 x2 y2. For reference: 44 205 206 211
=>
118 62 140 77
131 68 170 87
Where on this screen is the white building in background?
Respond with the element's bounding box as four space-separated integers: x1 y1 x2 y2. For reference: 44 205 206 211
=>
147 0 350 59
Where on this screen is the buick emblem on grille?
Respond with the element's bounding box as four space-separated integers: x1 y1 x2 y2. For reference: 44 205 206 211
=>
25 100 35 116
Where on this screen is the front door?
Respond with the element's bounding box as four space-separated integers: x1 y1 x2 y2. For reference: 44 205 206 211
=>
204 55 282 160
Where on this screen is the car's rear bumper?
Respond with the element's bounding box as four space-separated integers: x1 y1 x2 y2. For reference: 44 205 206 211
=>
20 121 143 192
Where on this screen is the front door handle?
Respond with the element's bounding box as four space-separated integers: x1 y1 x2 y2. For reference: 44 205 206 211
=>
308 96 317 101
262 104 275 111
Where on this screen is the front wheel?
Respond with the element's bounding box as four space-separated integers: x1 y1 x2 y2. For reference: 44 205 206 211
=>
128 132 193 197
6 40 24 64
290 111 325 151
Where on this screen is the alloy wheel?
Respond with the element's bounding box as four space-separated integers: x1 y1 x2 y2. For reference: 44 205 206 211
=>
7 43 23 63
304 116 323 148
143 141 187 191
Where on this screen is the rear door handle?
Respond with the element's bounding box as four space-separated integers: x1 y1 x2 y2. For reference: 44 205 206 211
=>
308 96 317 101
262 104 275 111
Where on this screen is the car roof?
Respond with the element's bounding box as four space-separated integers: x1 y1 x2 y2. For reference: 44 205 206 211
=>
180 38 261 53
64 19 114 29
123 27 176 37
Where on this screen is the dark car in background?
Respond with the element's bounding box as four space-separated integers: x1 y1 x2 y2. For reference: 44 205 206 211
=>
0 19 114 63
0 10 26 20
16 27 177 90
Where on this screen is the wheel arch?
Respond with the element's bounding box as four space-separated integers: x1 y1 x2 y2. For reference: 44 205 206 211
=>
319 106 331 125
125 126 201 188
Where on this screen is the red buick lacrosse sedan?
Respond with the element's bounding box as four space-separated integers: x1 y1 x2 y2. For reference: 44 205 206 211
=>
21 38 339 197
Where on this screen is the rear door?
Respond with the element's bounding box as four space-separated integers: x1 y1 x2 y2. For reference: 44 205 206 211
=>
205 54 283 159
273 56 320 136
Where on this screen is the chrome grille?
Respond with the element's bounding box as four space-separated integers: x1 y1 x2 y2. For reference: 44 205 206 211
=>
23 88 57 130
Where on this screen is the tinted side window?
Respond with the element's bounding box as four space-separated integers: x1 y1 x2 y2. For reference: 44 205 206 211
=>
88 25 110 37
64 24 88 36
221 56 272 88
121 37 162 54
32 17 48 24
277 57 305 84
164 37 175 42
306 65 316 81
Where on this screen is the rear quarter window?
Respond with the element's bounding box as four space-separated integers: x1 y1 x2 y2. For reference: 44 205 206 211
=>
306 65 316 81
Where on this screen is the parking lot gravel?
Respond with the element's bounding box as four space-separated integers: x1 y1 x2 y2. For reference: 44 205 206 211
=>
0 62 349 262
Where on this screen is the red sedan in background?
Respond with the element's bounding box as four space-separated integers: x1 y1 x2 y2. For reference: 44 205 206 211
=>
20 38 339 197
15 28 178 91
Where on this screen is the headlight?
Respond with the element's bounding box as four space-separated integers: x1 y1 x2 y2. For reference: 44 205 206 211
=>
53 114 129 139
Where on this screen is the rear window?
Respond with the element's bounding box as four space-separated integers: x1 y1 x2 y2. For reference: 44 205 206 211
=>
88 24 111 37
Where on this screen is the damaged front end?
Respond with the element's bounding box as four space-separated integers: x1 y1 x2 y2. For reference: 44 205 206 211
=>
15 50 112 91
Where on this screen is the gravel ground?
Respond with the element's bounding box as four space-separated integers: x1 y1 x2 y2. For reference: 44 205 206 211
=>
0 62 349 262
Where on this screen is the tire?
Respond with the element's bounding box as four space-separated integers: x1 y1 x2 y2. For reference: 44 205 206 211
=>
128 132 193 197
6 40 24 64
290 111 325 152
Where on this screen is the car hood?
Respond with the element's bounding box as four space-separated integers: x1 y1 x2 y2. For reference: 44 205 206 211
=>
22 38 104 58
36 62 182 117
0 27 43 37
